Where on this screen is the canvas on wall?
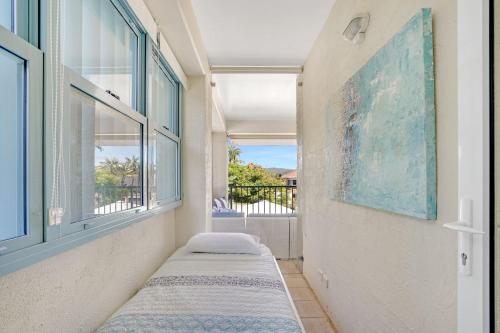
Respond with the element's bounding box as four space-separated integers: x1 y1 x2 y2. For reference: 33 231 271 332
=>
327 8 436 220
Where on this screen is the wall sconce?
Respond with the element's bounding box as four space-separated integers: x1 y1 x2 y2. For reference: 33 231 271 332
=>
343 13 370 44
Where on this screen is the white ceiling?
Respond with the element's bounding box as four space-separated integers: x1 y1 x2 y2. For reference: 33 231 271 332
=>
212 73 297 121
191 0 337 66
144 0 209 75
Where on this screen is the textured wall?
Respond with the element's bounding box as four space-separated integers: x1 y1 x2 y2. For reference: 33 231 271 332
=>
300 1 457 332
0 211 176 332
327 9 436 220
176 75 213 247
212 132 228 199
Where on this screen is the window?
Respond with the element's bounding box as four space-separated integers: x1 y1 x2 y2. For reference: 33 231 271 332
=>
0 0 182 276
148 44 181 208
51 0 147 236
0 0 13 31
0 48 24 241
150 132 178 205
0 24 43 254
63 0 142 110
0 0 37 45
58 71 147 235
68 87 143 222
150 52 178 135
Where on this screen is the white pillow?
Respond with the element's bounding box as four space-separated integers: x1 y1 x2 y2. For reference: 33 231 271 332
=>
186 233 261 255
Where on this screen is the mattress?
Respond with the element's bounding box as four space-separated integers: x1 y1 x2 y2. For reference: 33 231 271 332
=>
96 244 304 333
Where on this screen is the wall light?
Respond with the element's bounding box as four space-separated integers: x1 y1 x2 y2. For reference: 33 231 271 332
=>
343 13 370 44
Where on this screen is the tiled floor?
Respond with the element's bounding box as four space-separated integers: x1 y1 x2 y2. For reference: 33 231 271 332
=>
278 260 338 333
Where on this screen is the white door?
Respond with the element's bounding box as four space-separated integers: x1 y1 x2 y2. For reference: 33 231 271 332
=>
448 0 491 332
493 1 500 331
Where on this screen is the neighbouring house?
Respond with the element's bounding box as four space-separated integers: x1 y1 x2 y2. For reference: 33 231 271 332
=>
281 170 297 186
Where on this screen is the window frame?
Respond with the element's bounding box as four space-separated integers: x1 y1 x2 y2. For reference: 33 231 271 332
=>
1 0 39 46
0 25 43 255
110 0 146 114
147 39 182 209
47 68 149 238
0 0 184 277
60 0 146 113
17 0 39 46
45 0 149 239
148 123 181 208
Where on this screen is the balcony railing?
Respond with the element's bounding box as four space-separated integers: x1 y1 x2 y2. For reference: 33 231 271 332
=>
228 185 296 216
95 185 142 215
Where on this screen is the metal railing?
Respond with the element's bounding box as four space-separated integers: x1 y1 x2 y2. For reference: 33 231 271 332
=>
228 185 296 216
95 185 142 215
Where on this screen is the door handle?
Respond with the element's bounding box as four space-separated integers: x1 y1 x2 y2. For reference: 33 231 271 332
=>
443 222 484 234
442 198 481 276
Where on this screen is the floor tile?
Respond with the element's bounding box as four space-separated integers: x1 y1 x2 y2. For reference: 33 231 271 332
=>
295 300 326 318
301 318 337 333
277 260 300 274
280 264 336 332
284 274 309 288
289 287 315 301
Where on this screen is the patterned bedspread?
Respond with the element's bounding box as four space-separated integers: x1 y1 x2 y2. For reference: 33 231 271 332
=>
96 245 303 333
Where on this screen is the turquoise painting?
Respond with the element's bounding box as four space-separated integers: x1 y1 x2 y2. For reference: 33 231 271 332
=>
328 9 436 220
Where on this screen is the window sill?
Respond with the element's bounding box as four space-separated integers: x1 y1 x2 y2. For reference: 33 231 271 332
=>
0 200 182 277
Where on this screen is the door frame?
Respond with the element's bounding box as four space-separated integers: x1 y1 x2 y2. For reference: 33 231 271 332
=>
456 0 491 332
490 0 496 330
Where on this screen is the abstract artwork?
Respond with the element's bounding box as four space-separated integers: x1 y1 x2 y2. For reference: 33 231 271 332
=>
327 8 436 220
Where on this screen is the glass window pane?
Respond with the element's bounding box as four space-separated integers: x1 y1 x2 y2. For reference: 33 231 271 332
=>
151 62 177 134
151 132 177 204
0 0 13 32
63 0 138 109
0 47 25 241
68 87 142 223
150 58 177 135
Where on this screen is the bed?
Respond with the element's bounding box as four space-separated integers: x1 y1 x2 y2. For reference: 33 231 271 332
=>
97 243 304 332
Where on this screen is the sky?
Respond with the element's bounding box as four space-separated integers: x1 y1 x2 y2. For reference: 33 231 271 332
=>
238 145 297 169
95 146 141 165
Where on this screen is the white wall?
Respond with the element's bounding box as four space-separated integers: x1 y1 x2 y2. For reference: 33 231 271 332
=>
0 211 176 332
212 132 228 198
176 76 213 247
212 216 298 259
300 1 458 332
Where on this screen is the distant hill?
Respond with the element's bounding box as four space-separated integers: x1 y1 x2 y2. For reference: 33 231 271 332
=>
266 168 294 177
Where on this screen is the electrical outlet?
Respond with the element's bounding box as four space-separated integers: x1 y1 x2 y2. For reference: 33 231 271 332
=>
317 268 324 283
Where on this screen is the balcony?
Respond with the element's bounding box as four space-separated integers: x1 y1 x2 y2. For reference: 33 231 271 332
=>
94 185 142 216
228 184 296 216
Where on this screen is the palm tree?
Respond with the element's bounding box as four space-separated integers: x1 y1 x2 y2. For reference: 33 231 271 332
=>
228 144 241 164
100 156 139 186
124 156 140 186
101 158 120 179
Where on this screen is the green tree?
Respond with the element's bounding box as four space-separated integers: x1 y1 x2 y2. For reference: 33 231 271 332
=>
99 156 140 186
123 156 140 186
228 145 286 204
228 144 241 164
95 156 140 206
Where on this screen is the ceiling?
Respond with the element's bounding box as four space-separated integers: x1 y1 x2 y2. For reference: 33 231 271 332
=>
191 0 337 66
212 73 297 122
144 0 209 75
